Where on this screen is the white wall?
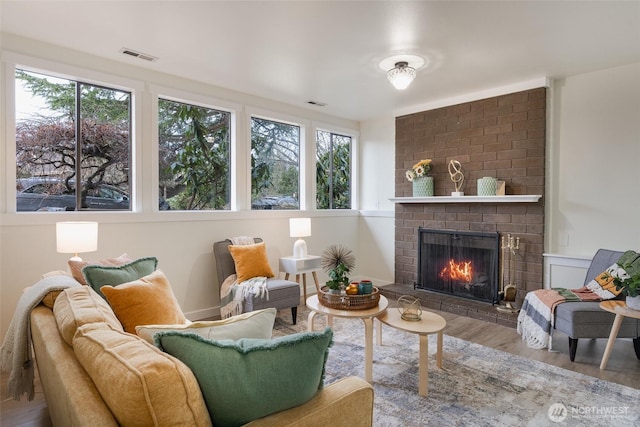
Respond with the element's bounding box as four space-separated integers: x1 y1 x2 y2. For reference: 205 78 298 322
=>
547 62 640 257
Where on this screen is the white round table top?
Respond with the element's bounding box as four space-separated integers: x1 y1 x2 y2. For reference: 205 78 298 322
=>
378 308 446 335
306 294 388 319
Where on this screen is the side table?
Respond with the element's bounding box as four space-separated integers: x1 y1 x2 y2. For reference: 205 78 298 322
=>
377 309 446 397
306 294 388 383
599 300 640 370
279 255 321 303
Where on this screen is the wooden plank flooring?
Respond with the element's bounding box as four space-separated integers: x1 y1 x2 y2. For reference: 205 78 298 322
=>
2 307 638 426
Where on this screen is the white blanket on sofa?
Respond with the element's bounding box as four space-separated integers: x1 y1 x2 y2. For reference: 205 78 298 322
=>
0 273 80 401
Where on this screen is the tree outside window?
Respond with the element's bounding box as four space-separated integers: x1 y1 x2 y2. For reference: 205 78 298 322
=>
15 69 131 212
316 130 351 209
158 99 231 210
250 117 300 210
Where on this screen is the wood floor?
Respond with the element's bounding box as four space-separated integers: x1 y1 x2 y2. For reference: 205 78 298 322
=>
2 307 638 426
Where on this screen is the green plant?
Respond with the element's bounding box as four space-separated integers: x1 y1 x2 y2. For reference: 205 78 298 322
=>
613 252 640 297
614 273 640 298
321 244 356 291
326 262 350 290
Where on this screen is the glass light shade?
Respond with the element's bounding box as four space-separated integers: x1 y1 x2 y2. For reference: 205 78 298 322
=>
290 218 311 259
56 222 98 259
387 63 416 90
289 218 311 238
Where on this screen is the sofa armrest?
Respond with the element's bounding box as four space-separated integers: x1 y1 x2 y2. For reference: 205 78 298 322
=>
31 305 118 427
244 376 373 427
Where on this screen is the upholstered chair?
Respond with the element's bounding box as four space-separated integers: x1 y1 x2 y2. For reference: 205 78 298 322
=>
213 238 300 324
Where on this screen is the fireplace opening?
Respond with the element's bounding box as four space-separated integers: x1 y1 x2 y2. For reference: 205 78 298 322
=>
416 228 500 304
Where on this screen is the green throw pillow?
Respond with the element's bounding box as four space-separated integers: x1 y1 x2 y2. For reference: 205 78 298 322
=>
82 256 158 299
157 328 333 427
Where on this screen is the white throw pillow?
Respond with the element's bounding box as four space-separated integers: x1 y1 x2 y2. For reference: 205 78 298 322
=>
135 307 277 345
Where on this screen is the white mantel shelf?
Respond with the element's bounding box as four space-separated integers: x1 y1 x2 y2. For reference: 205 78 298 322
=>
390 195 542 204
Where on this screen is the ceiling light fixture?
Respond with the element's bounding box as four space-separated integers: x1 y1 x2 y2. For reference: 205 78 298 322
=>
387 61 416 90
378 54 426 91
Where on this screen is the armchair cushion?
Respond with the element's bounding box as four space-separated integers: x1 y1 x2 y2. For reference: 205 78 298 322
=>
228 242 275 283
157 328 333 427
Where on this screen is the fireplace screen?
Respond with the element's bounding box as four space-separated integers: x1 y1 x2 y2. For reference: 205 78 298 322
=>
416 228 500 303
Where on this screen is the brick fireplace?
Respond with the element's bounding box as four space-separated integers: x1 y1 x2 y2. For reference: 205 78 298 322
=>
384 88 546 328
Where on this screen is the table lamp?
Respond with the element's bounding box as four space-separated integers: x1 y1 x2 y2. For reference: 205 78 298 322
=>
56 221 98 261
290 217 311 259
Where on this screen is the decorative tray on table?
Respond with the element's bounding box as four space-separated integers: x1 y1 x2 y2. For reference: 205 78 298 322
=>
318 286 380 310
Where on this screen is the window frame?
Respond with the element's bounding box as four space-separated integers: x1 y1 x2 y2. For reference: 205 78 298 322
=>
246 108 309 211
152 87 238 212
4 53 143 214
312 122 359 210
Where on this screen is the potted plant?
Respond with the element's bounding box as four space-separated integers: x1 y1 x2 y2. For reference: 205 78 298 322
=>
405 159 434 197
321 245 355 294
613 254 640 310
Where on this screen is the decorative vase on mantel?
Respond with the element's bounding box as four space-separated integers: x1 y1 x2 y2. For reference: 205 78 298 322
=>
412 176 434 197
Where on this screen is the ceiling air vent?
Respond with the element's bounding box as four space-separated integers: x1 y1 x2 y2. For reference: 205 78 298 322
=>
120 48 158 62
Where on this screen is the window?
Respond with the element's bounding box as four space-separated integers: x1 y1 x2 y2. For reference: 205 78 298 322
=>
250 117 300 210
316 130 351 209
158 98 231 210
15 69 131 212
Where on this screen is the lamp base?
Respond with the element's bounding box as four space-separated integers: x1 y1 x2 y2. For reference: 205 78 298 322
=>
293 239 308 259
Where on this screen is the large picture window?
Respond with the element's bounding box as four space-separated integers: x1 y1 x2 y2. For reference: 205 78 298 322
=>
250 117 300 210
15 69 131 212
316 130 351 209
158 99 231 210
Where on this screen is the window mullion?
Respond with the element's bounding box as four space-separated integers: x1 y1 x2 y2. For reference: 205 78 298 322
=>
75 81 82 211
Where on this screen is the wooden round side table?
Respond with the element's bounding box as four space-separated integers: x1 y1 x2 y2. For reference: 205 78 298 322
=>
598 300 640 370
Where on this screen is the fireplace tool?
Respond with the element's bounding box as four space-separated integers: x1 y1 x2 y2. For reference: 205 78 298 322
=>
497 233 520 313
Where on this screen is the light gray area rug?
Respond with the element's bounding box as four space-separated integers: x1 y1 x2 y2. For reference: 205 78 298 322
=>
273 310 639 427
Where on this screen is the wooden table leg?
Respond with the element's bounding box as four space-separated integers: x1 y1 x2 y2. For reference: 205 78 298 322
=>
284 273 290 280
301 273 307 303
419 334 428 397
311 271 321 293
307 311 317 332
376 318 383 346
600 313 623 370
436 331 443 369
363 317 374 383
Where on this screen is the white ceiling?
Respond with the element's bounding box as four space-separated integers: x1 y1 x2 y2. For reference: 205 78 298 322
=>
2 1 639 121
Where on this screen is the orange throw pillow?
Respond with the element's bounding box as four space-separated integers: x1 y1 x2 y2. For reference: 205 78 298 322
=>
101 270 187 333
228 242 275 283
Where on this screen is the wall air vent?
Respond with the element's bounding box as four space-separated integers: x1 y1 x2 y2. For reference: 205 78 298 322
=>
307 101 327 107
120 48 158 62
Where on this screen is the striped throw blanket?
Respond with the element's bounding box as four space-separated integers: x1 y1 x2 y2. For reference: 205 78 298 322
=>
517 287 600 350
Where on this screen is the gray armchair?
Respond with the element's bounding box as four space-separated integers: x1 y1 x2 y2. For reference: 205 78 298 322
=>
554 249 640 361
213 238 301 324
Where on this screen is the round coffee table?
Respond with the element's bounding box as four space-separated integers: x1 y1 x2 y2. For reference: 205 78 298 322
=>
377 309 446 397
306 294 388 383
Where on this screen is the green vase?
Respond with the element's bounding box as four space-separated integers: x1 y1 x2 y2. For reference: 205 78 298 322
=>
412 176 434 197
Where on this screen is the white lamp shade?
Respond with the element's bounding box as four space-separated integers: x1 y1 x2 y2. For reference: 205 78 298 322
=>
56 221 98 254
289 218 311 238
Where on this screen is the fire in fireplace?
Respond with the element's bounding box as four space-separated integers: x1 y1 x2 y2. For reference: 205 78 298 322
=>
416 228 500 304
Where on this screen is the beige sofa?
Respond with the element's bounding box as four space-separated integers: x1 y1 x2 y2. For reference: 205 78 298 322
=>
30 286 374 426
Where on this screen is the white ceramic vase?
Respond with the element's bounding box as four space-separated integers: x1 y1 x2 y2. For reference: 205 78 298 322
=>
626 295 640 310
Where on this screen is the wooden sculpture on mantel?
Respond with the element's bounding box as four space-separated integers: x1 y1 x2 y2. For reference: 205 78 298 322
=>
448 159 465 196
